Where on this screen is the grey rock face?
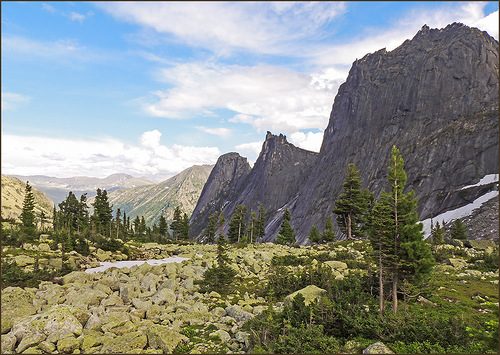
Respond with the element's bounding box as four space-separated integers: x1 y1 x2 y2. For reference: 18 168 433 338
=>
190 133 318 240
290 23 499 242
190 153 251 238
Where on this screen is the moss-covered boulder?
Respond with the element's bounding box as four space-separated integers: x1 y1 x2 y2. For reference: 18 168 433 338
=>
1 287 36 333
14 255 35 267
100 331 147 353
147 325 188 353
1 333 17 353
285 285 327 306
447 258 468 269
57 336 80 353
363 342 394 354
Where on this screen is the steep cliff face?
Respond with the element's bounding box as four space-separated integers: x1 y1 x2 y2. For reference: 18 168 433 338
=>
289 23 499 242
190 133 318 239
189 153 251 237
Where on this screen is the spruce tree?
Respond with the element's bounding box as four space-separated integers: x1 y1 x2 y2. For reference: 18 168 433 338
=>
171 206 183 241
204 212 218 243
374 146 434 313
139 216 146 235
159 215 168 241
181 213 190 240
200 236 237 294
276 209 295 245
133 216 141 235
255 203 266 242
431 221 445 245
450 219 467 240
322 216 335 243
91 188 113 236
77 193 89 233
20 181 36 235
115 208 121 239
334 163 372 240
228 205 247 243
308 225 321 244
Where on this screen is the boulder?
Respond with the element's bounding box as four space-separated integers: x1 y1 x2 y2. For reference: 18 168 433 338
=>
1 333 17 353
62 271 92 285
466 240 498 250
285 285 327 306
48 258 63 269
235 331 251 349
324 260 348 271
363 342 394 354
16 332 45 353
1 287 36 333
210 329 231 343
132 298 153 311
96 249 112 262
225 305 254 322
65 288 108 308
14 255 35 267
100 331 147 353
147 325 188 353
81 330 105 351
151 288 176 305
57 336 80 353
38 243 51 252
37 340 56 353
447 258 468 269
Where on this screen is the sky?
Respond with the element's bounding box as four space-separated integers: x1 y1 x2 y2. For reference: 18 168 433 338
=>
2 1 498 181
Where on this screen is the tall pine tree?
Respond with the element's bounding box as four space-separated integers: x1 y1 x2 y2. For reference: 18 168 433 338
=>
276 209 295 245
20 181 36 236
228 205 247 243
334 163 373 240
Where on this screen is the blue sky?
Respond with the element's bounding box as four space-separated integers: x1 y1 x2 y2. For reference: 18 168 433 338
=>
2 1 498 180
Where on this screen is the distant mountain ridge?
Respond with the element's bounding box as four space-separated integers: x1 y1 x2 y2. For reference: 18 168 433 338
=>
103 165 214 226
1 175 54 222
11 173 154 204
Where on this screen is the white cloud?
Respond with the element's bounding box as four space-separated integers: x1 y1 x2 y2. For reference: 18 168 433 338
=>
2 92 30 111
1 131 220 178
144 62 345 134
41 3 56 13
309 2 499 67
98 2 346 55
289 131 324 152
235 141 263 156
68 11 88 23
196 126 232 137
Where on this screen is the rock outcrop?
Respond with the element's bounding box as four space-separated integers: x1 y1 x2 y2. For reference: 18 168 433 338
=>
194 23 498 243
290 23 499 242
190 133 318 240
190 153 252 238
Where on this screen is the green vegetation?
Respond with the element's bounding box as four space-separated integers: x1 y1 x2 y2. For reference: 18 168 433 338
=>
451 219 468 240
276 209 296 245
199 236 237 294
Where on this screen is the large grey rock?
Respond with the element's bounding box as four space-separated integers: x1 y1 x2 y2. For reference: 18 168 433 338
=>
225 305 254 323
1 287 36 334
363 342 394 354
189 23 499 243
100 331 147 353
285 285 327 306
146 325 188 353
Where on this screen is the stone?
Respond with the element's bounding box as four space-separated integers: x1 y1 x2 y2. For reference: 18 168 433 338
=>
151 288 176 305
100 331 147 353
48 258 63 269
16 332 45 353
324 260 348 271
147 325 188 353
466 239 497 250
38 243 51 252
447 258 468 269
65 288 108 308
14 255 35 267
1 287 37 333
37 340 56 353
210 329 231 343
132 298 153 311
225 305 254 323
57 336 80 353
363 342 394 354
21 346 43 354
62 271 92 285
81 331 105 351
181 278 195 291
96 249 112 262
1 333 17 353
235 331 250 349
285 285 327 306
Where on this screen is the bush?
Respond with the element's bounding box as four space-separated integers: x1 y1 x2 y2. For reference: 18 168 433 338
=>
1 259 67 289
272 325 341 354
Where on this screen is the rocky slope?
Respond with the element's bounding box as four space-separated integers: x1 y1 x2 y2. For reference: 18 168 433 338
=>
1 175 54 221
190 133 318 238
290 23 499 242
189 154 252 237
196 23 498 243
12 174 153 204
105 165 213 226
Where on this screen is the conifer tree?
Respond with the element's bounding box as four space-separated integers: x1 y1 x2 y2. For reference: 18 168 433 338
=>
52 205 58 231
204 212 218 243
450 219 467 240
171 206 183 241
159 215 168 241
200 235 237 294
322 216 335 242
334 163 373 240
431 221 445 245
276 209 295 245
20 181 36 235
92 188 113 236
255 203 266 242
228 205 247 243
115 208 121 239
139 216 146 235
181 213 190 240
133 216 140 235
77 193 89 233
308 225 321 244
373 146 434 314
